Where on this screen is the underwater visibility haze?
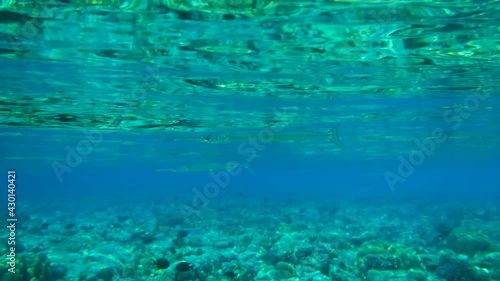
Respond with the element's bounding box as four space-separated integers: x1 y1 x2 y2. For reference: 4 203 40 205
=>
0 0 499 280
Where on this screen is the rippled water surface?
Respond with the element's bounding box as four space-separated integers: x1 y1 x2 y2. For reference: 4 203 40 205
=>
1 0 499 166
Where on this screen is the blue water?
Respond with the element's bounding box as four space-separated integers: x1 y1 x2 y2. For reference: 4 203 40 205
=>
1 1 500 280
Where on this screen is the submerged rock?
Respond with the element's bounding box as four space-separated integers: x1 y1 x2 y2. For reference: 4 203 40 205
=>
363 254 400 270
407 269 427 281
96 267 119 281
433 251 485 281
476 252 500 271
366 270 406 281
272 261 295 279
447 231 492 257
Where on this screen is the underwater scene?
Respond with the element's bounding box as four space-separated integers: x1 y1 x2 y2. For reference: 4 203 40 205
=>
0 0 500 280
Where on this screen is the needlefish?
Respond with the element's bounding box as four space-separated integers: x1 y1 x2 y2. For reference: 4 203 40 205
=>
159 125 343 174
157 160 254 174
199 125 344 148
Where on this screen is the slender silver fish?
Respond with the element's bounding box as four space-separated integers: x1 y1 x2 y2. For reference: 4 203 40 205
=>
157 161 254 174
199 125 344 148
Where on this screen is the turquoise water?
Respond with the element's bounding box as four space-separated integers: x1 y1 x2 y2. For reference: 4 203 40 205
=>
1 1 500 281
